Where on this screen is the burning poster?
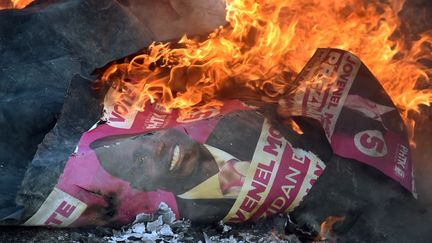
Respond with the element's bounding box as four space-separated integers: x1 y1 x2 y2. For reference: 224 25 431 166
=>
10 49 413 228
21 98 326 227
278 48 414 192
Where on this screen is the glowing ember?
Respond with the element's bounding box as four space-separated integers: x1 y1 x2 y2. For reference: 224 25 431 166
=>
0 0 33 9
101 0 431 142
316 215 345 241
286 118 304 135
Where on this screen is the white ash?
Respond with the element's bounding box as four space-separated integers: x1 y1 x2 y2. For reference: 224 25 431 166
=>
158 202 176 224
159 224 174 237
105 203 301 243
146 215 164 232
219 220 232 233
105 202 178 243
131 223 146 234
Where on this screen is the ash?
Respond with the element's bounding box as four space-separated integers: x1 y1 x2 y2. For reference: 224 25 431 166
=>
105 203 303 243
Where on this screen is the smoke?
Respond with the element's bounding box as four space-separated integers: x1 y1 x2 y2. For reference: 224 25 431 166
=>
117 0 227 41
412 109 432 203
399 0 432 204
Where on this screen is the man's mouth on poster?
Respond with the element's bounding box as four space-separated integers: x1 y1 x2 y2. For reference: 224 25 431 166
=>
160 132 202 177
91 129 219 195
169 145 181 172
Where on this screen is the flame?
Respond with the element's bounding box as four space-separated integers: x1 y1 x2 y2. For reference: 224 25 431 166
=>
285 118 304 135
101 0 431 141
316 215 345 241
0 0 33 9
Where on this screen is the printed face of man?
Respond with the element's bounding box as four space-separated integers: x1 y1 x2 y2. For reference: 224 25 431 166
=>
92 129 219 194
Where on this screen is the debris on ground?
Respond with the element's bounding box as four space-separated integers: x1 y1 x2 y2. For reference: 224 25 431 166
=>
105 203 303 243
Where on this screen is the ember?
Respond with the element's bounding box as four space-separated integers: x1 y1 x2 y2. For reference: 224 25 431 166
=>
316 216 345 242
0 0 33 9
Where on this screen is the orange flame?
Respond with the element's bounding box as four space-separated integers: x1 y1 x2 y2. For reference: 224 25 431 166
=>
0 0 33 9
316 215 345 241
101 0 431 141
285 118 304 135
